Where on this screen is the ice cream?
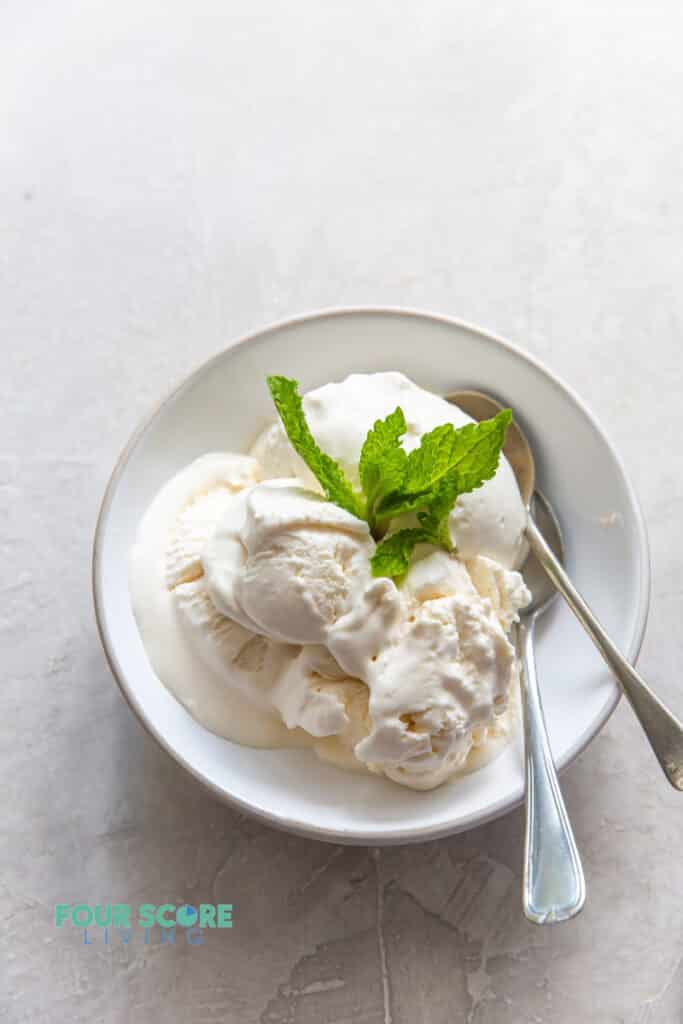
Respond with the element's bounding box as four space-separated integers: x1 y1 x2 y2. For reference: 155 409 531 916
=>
347 552 522 788
204 479 374 644
129 372 530 789
129 452 303 747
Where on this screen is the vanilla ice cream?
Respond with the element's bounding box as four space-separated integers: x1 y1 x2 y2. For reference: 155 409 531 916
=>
348 552 523 788
204 479 374 644
129 453 307 747
129 372 530 790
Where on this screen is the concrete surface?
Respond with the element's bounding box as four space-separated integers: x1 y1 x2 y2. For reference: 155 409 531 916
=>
2 1 682 1020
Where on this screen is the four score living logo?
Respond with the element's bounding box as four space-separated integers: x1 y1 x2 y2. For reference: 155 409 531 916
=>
55 903 233 947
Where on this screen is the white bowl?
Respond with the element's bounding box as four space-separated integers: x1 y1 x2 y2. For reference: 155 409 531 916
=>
93 308 650 844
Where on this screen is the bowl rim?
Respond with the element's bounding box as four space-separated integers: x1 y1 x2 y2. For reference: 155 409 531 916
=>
92 306 651 845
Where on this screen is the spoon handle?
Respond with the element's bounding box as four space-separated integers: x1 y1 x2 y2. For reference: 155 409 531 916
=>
526 515 683 790
517 618 586 924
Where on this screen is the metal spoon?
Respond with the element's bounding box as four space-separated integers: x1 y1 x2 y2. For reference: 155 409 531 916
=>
448 389 585 923
449 390 683 793
517 491 586 922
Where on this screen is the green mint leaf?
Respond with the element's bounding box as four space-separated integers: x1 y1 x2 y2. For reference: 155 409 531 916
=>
370 528 431 580
359 407 407 499
267 376 366 520
403 410 512 494
403 423 459 493
358 407 408 528
375 409 512 525
435 408 512 495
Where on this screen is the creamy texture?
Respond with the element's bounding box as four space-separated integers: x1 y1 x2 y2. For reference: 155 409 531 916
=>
204 479 374 644
328 551 525 788
129 453 301 746
129 372 531 790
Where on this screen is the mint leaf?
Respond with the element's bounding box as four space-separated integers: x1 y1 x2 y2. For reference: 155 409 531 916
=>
435 409 512 495
359 407 407 499
267 376 365 520
375 409 512 524
403 423 459 493
370 528 431 580
359 407 408 529
404 410 512 494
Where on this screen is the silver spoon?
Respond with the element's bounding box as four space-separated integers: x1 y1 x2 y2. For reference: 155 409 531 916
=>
449 390 585 923
517 491 586 922
449 390 683 793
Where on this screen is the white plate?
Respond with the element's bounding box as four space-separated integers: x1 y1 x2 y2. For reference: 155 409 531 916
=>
93 308 650 845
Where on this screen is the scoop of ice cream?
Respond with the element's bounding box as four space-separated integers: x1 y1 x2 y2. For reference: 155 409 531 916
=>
157 455 300 708
129 453 305 748
328 549 527 789
203 479 375 645
251 371 527 568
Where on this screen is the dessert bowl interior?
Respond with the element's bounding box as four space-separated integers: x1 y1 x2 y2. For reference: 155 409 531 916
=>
93 309 649 844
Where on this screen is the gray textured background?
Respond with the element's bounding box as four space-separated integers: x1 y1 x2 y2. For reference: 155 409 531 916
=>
2 1 683 1020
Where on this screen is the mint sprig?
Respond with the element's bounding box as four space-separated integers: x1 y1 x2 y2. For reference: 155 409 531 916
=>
266 376 511 582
